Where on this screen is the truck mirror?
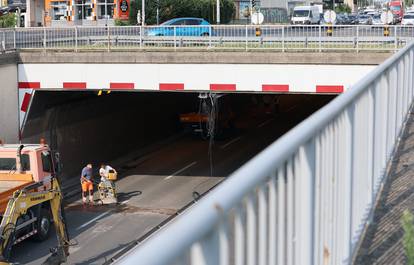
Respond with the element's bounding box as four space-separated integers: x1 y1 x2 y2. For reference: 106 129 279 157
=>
54 152 62 173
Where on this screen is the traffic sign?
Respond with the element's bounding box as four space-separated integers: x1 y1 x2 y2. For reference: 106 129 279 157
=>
324 10 336 23
381 11 393 24
251 12 264 25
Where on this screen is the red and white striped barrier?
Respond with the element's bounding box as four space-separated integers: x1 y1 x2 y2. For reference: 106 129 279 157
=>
17 63 376 129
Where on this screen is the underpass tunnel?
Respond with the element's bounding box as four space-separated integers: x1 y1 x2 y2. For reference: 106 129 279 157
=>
21 90 335 189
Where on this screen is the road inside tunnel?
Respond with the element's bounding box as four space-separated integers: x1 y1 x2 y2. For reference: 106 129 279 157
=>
13 91 335 264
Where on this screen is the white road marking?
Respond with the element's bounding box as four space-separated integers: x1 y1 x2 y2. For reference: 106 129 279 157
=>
286 104 299 113
76 210 110 230
220 136 242 149
258 118 274 128
164 162 197 180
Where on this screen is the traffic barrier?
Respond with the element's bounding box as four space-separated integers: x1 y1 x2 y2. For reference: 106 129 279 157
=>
4 25 414 52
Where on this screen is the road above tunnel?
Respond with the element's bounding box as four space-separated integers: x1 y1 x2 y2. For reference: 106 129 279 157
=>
10 94 332 265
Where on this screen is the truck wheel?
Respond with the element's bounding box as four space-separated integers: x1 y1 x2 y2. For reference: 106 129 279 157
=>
33 208 51 241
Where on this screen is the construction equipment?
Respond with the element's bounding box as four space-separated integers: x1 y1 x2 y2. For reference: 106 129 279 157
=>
0 177 70 264
0 141 70 264
97 170 118 205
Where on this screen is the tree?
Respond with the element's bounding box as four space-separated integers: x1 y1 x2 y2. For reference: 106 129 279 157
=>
0 13 16 28
334 4 352 13
129 0 235 25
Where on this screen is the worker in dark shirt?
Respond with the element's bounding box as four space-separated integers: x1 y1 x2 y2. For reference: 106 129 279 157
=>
80 163 94 205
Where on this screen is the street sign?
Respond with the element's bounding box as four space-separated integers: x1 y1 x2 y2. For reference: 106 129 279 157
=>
381 11 393 24
251 12 264 25
324 10 337 23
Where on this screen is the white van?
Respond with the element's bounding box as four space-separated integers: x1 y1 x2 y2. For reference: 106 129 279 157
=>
291 6 321 24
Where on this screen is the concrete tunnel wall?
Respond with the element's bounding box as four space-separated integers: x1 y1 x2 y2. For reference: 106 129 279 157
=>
22 91 195 188
0 63 19 144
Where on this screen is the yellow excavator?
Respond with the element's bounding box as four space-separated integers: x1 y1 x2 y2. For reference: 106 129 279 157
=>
0 176 70 265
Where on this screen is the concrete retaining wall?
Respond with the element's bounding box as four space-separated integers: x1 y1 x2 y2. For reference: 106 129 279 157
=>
0 59 19 143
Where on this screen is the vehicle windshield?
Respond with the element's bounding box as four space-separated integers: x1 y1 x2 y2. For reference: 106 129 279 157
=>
373 14 381 19
404 15 414 19
390 5 401 11
160 19 175 25
358 15 369 19
0 155 30 171
293 10 310 17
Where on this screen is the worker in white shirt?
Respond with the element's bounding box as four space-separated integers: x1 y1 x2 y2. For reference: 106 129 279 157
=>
99 163 117 182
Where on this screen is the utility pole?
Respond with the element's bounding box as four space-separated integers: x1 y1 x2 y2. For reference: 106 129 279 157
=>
156 0 159 25
216 0 220 24
142 0 145 26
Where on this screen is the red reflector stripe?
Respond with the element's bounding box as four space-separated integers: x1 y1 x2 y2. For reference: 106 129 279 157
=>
110 83 135 90
159 83 184 91
18 82 40 89
262 84 289 92
21 93 32 112
210 84 236 91
63 82 87 89
316 85 344 93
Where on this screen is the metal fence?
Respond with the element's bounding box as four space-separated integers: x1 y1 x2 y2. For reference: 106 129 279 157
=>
111 41 414 265
0 25 413 52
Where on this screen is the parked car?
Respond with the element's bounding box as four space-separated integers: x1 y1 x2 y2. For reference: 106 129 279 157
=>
371 14 383 26
348 14 359 24
401 14 414 25
357 14 372 25
146 18 211 36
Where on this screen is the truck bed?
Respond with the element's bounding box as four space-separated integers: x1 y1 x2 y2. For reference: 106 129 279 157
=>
0 173 34 214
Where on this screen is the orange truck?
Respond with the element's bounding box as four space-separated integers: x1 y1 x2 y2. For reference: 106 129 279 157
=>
0 141 69 263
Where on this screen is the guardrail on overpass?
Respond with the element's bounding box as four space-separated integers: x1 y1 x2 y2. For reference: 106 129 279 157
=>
0 25 413 52
112 40 414 265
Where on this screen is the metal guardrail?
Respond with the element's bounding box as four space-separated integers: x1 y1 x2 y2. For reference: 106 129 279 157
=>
111 41 414 265
0 25 413 52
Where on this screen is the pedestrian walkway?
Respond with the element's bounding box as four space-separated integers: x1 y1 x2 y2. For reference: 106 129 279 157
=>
355 112 414 265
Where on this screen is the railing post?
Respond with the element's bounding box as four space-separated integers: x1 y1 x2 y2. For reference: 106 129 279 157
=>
245 25 248 51
209 26 212 49
356 25 359 53
107 25 110 52
318 25 321 52
394 25 398 52
174 26 177 51
282 25 285 52
139 26 143 49
13 28 16 50
2 31 5 52
75 26 78 52
43 27 46 50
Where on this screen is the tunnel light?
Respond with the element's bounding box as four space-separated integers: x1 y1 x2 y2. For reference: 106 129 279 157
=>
98 90 103 96
198 93 208 99
107 90 111 95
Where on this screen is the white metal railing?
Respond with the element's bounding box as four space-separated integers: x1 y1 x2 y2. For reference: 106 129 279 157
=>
0 25 413 52
111 41 414 265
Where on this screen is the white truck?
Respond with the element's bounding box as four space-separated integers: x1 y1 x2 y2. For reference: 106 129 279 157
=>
291 5 321 24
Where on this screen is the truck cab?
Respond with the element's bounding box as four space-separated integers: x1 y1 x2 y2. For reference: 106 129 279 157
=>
0 142 59 248
389 1 404 23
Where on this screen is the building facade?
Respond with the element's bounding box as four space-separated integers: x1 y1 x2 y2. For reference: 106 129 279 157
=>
42 0 129 26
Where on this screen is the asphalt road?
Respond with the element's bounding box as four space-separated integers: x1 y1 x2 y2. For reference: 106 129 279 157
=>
9 94 333 265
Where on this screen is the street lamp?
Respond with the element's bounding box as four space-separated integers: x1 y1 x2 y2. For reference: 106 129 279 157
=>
156 0 159 25
141 0 145 26
216 0 220 24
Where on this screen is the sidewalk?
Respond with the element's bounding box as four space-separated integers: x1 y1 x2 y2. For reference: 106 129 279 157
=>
355 112 414 265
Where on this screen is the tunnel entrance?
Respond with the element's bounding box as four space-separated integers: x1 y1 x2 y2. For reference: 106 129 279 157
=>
22 90 335 189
